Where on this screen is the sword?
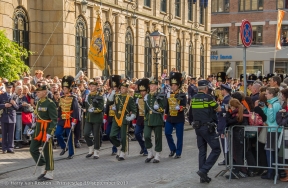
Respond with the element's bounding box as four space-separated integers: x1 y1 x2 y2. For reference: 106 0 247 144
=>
33 141 48 175
65 128 73 150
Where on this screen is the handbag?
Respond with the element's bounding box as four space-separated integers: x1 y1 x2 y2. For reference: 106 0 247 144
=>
22 105 34 113
258 127 267 144
276 111 288 127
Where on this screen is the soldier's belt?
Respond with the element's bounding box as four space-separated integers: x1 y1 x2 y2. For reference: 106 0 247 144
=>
169 110 178 116
61 111 73 128
34 119 52 142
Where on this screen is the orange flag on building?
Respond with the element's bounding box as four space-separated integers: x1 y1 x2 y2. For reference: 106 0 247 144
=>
275 10 285 50
88 11 107 71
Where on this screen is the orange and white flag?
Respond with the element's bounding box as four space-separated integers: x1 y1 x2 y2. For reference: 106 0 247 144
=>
275 10 285 50
88 8 107 71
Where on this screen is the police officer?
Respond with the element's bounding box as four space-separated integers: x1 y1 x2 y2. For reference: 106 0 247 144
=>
191 80 221 183
165 72 187 159
0 82 18 154
188 77 198 124
217 83 231 166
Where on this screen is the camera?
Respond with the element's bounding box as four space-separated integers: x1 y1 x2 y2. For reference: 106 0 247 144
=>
259 101 265 107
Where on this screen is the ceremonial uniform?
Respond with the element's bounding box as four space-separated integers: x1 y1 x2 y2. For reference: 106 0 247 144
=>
109 82 137 160
55 76 80 159
165 73 187 159
134 79 149 156
191 80 221 183
104 75 121 155
84 82 104 159
0 82 18 153
29 85 57 181
144 79 165 163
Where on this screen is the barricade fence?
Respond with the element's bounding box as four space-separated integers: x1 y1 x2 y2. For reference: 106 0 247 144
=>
218 125 288 185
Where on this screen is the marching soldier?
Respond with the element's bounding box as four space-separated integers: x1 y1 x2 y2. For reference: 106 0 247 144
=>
29 85 57 181
164 72 187 159
133 78 149 156
144 78 165 163
84 82 104 159
55 76 80 159
0 82 18 154
108 81 137 161
104 75 121 155
191 80 221 183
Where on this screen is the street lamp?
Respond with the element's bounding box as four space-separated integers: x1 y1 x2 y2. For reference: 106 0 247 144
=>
150 30 166 79
194 32 200 41
81 0 88 14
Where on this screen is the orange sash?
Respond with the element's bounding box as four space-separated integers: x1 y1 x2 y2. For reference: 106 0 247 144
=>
34 119 52 142
114 96 130 127
62 111 73 128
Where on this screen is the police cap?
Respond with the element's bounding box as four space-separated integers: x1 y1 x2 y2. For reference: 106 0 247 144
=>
198 80 209 87
220 84 231 92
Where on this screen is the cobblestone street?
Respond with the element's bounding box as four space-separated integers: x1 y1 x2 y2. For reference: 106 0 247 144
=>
0 126 286 188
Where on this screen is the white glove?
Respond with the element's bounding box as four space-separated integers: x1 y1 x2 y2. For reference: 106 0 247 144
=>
71 122 76 130
126 114 136 121
154 104 159 110
31 122 36 129
132 122 136 127
136 98 139 104
167 92 170 98
88 107 94 113
103 119 107 124
144 94 148 101
108 90 116 101
112 105 116 111
27 129 34 136
46 134 52 142
175 105 180 111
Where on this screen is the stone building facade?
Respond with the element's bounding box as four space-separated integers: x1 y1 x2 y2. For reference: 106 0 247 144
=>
0 0 212 78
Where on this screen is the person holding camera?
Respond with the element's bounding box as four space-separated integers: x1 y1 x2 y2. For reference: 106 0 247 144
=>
191 80 221 183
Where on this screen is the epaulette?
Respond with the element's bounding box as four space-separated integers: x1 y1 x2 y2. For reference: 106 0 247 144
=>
155 93 166 100
48 98 54 103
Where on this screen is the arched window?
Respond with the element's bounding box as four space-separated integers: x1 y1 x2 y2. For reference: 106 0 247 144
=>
161 38 168 75
188 42 193 76
200 44 204 77
75 16 87 73
144 35 152 77
176 39 181 72
13 7 29 66
103 23 113 77
125 28 134 78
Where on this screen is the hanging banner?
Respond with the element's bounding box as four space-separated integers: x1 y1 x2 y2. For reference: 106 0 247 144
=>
88 7 107 71
275 10 285 50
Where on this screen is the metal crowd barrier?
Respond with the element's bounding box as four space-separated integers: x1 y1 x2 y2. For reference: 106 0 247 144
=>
217 125 288 185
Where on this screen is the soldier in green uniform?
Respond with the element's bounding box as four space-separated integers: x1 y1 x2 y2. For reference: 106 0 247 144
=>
108 81 137 161
84 82 104 159
28 85 57 181
144 79 165 163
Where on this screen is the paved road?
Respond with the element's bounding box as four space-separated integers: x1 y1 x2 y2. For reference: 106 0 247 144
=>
0 126 286 188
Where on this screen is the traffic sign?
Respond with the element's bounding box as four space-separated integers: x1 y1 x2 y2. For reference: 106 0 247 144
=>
240 20 253 48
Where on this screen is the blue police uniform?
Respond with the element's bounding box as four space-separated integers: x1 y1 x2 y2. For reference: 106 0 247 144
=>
0 85 19 153
216 84 231 163
191 80 221 183
188 81 198 124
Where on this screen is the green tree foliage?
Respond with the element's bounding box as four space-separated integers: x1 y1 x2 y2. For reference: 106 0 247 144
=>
0 30 30 81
